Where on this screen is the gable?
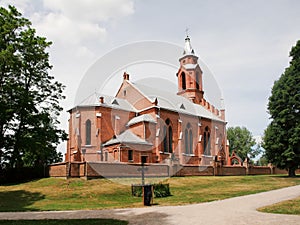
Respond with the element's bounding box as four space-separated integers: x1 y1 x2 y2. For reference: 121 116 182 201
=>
115 80 153 110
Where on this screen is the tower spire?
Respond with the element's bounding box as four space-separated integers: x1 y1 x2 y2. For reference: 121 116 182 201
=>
183 31 195 55
177 33 203 104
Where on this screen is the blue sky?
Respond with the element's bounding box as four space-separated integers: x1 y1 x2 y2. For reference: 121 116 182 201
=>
1 0 300 153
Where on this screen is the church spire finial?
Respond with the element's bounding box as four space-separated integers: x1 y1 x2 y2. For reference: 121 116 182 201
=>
183 29 194 55
185 27 189 37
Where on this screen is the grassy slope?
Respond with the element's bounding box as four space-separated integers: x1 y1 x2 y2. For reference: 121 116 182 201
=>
0 175 299 212
258 196 300 215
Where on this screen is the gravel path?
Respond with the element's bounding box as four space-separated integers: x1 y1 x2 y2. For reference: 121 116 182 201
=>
1 185 300 225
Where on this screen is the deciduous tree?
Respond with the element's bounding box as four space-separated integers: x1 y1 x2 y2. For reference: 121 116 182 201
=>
227 126 260 161
263 40 300 177
0 5 66 169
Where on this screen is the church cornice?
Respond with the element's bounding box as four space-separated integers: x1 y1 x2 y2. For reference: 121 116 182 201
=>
178 54 198 62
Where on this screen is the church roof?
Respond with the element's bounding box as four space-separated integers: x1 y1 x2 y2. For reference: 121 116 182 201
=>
73 92 137 112
131 82 224 122
103 130 153 147
127 114 156 126
183 63 198 70
72 81 223 122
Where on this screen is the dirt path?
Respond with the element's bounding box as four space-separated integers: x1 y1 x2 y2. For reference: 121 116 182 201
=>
1 185 300 225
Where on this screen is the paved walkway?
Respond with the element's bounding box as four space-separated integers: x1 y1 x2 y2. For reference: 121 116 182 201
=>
1 185 300 225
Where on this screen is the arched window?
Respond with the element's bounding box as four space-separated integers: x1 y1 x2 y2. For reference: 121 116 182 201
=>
181 72 186 90
163 119 173 153
203 126 211 155
85 119 91 145
168 126 173 153
203 132 207 153
185 129 189 154
163 126 168 152
189 130 193 154
185 123 193 154
196 72 200 89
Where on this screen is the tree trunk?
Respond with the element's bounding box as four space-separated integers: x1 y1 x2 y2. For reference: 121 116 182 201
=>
288 168 296 177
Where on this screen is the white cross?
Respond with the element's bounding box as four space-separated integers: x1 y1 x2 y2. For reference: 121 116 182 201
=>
185 27 189 36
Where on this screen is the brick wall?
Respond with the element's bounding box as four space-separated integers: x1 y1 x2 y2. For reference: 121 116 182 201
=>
87 162 169 178
216 166 246 176
248 166 271 175
272 167 287 174
70 162 86 177
48 163 67 177
48 162 297 178
174 165 214 176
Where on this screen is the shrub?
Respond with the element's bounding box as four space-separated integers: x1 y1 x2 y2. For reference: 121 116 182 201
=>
153 183 170 197
131 185 143 197
131 183 171 198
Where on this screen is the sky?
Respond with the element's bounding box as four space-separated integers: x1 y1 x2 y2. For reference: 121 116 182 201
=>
1 0 300 154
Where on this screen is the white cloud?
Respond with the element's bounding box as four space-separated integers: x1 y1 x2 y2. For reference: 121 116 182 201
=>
29 0 134 57
43 0 134 22
0 0 30 13
31 12 106 45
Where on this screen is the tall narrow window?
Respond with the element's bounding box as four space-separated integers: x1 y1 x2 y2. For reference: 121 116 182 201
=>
185 123 193 154
163 126 168 153
163 119 173 153
185 129 189 154
196 72 200 89
168 126 173 153
207 133 211 155
189 130 193 154
85 119 91 145
181 72 186 90
203 132 207 154
128 150 133 161
203 126 211 155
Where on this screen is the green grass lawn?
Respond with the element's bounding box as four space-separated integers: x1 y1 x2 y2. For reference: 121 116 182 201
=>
258 196 300 215
0 175 299 212
0 219 128 225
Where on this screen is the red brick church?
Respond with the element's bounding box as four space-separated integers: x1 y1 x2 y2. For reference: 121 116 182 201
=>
66 36 230 166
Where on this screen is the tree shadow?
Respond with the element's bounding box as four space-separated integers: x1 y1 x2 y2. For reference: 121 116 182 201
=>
0 190 45 212
270 175 300 178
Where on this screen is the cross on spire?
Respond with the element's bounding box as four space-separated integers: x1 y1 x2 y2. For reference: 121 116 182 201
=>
185 27 189 37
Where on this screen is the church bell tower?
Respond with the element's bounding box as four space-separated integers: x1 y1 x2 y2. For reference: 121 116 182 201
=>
177 35 204 105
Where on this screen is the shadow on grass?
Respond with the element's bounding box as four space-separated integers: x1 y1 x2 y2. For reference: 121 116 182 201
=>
270 175 300 178
0 190 45 212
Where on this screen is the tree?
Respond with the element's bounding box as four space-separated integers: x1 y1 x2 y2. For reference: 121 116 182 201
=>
227 126 260 161
263 40 300 177
0 5 66 169
255 154 268 166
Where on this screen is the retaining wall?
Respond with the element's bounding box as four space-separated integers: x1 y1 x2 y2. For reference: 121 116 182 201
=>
48 162 296 178
87 162 169 178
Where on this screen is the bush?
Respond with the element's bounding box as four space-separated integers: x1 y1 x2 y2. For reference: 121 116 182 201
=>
131 185 143 197
153 183 171 197
131 183 171 198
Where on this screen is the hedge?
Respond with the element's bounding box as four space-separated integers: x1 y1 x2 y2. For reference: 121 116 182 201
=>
131 183 171 198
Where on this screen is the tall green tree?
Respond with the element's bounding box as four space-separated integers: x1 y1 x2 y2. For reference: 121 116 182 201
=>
263 40 300 177
0 5 66 169
227 126 260 161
